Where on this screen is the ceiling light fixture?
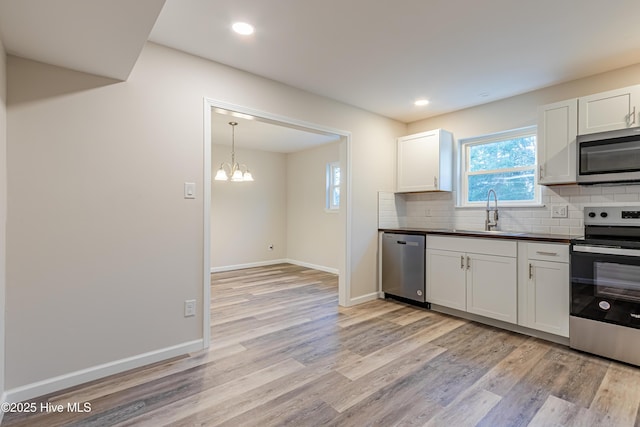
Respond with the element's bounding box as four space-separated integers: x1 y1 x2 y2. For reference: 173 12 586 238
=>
232 22 254 35
414 99 430 106
214 122 254 182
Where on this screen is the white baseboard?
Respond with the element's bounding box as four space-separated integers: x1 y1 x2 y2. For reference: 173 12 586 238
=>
211 259 288 273
346 292 380 307
211 259 339 275
4 339 203 403
284 259 339 275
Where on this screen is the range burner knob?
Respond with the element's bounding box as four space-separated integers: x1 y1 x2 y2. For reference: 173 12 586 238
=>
588 212 596 218
600 212 608 218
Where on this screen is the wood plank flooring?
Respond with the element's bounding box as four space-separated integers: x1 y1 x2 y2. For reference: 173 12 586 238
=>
4 263 640 426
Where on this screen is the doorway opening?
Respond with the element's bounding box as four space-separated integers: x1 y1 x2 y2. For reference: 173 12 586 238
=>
203 98 352 347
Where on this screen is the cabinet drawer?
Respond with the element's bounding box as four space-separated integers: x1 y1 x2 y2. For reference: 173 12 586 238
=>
526 242 569 263
427 235 516 257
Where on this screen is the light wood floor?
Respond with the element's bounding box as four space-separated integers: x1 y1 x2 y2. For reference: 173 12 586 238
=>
4 263 640 426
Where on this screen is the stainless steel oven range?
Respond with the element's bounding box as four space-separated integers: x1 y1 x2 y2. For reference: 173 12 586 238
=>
570 206 640 366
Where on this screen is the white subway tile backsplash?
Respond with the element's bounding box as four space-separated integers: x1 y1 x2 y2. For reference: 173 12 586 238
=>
614 193 640 202
580 186 602 195
602 186 628 194
554 186 581 197
570 195 592 203
550 226 571 234
531 210 550 218
569 210 584 219
590 195 616 203
379 185 640 236
626 185 640 193
531 226 551 233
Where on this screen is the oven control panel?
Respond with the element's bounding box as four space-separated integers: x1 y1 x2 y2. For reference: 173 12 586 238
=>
584 206 640 226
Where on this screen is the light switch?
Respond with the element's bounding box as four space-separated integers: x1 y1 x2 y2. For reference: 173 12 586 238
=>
184 182 196 199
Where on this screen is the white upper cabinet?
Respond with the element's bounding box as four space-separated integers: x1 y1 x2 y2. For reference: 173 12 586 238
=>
537 99 578 185
397 129 453 192
578 85 640 135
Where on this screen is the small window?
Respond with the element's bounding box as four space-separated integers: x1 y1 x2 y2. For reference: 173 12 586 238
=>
326 162 340 211
459 126 539 206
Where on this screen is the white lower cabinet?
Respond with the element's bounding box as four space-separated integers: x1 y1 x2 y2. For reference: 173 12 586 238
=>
425 235 570 337
466 253 517 324
426 236 517 324
517 242 570 337
426 249 466 311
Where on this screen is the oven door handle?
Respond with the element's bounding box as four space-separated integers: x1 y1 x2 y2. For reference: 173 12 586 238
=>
573 245 640 257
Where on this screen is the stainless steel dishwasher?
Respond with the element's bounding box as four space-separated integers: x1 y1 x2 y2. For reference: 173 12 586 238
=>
382 232 426 303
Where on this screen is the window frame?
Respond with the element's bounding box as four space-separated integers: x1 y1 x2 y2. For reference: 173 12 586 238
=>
326 161 340 212
458 125 540 208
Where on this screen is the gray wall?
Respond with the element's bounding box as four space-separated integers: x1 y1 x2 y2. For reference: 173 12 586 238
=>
287 142 341 270
5 42 404 393
211 141 341 272
211 145 288 269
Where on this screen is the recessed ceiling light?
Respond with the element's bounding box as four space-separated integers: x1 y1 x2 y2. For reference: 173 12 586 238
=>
414 99 430 106
232 22 254 35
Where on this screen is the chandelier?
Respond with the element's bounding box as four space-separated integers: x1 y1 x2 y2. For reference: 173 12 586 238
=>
214 121 254 182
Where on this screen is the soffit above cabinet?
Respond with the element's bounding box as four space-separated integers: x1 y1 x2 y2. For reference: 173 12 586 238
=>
0 0 166 80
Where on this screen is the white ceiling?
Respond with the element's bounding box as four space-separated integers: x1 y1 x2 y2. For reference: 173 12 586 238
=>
1 0 640 137
212 109 340 153
149 0 640 123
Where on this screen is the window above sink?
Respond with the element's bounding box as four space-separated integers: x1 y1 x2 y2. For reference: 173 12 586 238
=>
458 125 541 208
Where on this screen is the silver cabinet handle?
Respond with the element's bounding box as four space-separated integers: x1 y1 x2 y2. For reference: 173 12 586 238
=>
631 106 637 126
529 263 533 279
466 256 471 270
460 255 464 269
535 251 558 256
434 176 438 189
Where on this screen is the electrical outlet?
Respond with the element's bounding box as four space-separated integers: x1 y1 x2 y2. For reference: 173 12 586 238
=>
184 300 196 317
551 205 568 218
268 244 274 251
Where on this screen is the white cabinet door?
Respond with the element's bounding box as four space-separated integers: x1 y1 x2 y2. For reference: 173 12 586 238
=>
466 253 517 324
397 129 452 192
426 249 466 311
578 85 640 135
527 260 569 337
537 99 577 184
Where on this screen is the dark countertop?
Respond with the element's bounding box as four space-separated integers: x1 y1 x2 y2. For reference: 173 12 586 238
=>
379 227 579 243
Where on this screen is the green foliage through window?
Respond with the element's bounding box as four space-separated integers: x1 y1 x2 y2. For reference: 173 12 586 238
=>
461 127 538 205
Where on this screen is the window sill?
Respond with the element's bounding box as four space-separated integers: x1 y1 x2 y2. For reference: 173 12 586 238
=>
325 208 340 214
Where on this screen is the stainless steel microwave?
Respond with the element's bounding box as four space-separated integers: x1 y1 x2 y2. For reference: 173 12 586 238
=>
577 127 640 184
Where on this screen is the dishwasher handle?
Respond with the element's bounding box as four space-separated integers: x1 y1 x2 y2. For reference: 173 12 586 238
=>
397 240 419 246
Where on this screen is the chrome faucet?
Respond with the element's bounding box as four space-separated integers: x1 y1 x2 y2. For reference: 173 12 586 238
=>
485 189 499 231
